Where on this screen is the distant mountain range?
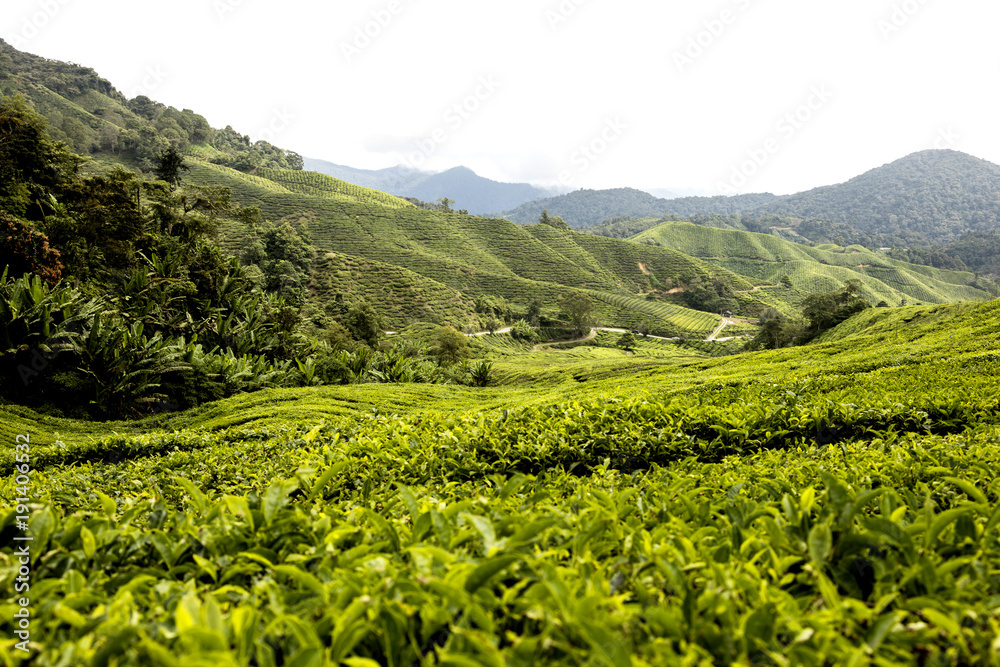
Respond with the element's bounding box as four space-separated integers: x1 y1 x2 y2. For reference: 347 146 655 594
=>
500 150 1000 246
303 158 558 215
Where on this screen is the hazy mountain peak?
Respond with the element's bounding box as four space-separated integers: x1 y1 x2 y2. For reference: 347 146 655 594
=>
304 158 555 215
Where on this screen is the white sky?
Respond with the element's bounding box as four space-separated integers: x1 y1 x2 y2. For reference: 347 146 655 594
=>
3 0 998 195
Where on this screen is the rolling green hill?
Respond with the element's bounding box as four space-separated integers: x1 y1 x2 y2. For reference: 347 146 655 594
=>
211 170 755 336
255 167 415 209
307 252 479 330
634 220 997 307
500 187 777 228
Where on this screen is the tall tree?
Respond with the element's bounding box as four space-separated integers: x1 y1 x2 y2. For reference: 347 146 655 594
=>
0 212 64 284
344 299 384 347
560 292 595 334
540 209 569 230
154 146 189 190
0 95 81 219
526 298 543 326
801 280 870 339
617 332 637 352
431 326 469 365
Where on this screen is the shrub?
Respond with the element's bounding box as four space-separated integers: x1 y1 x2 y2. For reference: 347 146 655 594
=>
510 319 538 343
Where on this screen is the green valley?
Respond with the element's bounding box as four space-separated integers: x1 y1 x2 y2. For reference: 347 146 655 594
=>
4 37 1000 667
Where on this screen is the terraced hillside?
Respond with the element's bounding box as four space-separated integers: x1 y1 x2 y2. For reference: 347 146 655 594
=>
255 167 415 209
3 299 1000 665
204 166 757 336
634 220 997 306
308 252 479 330
189 161 293 197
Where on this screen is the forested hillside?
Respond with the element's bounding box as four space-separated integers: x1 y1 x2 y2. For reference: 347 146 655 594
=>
756 150 1000 244
405 166 554 215
0 39 302 173
501 188 777 227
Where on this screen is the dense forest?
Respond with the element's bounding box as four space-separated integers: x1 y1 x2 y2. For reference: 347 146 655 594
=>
756 150 1000 244
0 39 302 173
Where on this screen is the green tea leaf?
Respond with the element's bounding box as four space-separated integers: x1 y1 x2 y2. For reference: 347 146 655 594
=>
308 460 347 500
465 555 519 594
274 565 329 603
808 522 832 565
943 477 988 504
174 476 208 514
263 479 299 526
80 525 96 559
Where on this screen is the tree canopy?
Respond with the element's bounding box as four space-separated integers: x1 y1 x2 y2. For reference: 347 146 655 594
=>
560 292 595 334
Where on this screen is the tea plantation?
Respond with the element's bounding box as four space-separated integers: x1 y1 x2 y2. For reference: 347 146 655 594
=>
2 299 1000 665
634 221 995 307
198 165 760 338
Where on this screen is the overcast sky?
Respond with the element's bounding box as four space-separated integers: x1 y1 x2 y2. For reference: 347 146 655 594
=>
3 0 998 196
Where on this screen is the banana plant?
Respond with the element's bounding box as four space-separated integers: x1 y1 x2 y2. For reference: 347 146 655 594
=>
469 360 495 387
0 271 101 354
294 357 322 387
74 313 191 418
